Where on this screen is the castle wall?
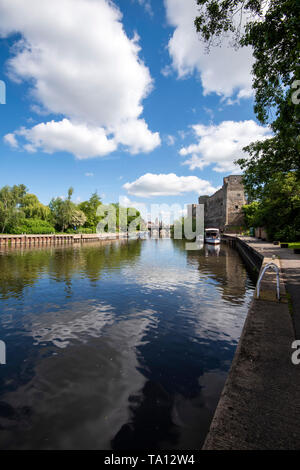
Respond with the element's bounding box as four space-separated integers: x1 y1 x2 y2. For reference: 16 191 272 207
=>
203 188 226 228
198 175 246 231
224 176 247 228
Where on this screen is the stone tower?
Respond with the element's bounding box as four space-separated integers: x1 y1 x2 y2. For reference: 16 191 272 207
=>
198 175 247 232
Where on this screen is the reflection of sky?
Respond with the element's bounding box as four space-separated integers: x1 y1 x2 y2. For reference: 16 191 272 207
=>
26 301 116 348
120 240 254 346
0 308 158 449
0 239 255 450
121 264 201 292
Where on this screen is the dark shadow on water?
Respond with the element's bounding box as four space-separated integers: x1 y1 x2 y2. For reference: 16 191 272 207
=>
112 381 179 450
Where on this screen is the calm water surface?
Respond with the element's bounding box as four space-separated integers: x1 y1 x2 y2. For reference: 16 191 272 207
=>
0 239 255 450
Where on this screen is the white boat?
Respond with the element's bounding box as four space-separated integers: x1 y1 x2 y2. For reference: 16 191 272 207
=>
204 228 221 245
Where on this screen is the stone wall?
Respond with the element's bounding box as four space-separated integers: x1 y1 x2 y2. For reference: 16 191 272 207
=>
198 175 246 231
199 188 226 228
255 227 269 241
224 175 247 229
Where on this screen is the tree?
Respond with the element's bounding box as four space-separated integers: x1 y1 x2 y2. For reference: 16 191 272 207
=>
194 0 300 197
242 201 261 228
78 192 102 230
94 202 143 233
49 187 86 232
242 172 300 241
71 209 87 228
0 184 27 233
21 193 51 220
0 185 144 235
112 203 143 232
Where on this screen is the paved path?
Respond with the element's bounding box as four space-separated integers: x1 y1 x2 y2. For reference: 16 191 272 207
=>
203 237 300 450
240 237 300 337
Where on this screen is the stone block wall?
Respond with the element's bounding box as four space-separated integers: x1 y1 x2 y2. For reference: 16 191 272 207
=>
224 176 247 228
198 175 246 231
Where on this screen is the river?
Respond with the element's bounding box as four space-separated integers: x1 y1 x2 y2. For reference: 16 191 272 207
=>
0 238 255 450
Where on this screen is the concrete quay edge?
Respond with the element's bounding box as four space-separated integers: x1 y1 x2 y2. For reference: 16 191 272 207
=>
203 235 300 450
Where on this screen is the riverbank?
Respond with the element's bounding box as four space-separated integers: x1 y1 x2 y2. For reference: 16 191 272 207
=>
203 235 300 450
0 232 131 247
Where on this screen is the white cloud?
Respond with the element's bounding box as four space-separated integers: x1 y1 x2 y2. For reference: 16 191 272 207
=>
161 65 172 77
180 120 273 173
10 119 117 159
123 173 218 198
0 0 160 157
3 133 19 148
181 154 207 171
135 0 153 16
165 134 176 146
114 119 160 154
178 130 188 140
85 172 94 177
164 0 254 100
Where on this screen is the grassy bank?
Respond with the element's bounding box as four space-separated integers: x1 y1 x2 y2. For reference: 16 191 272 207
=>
288 243 300 249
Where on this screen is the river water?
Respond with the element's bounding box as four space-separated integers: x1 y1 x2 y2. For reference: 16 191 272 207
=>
0 238 255 450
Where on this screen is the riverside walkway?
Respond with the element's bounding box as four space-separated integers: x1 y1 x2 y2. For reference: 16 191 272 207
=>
237 237 300 338
203 236 300 450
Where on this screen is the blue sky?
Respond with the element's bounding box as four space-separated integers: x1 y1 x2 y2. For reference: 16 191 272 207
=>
0 0 271 217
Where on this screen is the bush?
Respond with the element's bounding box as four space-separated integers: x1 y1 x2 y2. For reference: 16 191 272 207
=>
274 226 300 243
78 227 95 234
242 202 262 228
65 227 95 234
7 218 55 234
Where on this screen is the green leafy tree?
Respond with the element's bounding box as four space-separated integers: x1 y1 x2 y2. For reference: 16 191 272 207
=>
242 172 300 241
0 184 27 233
95 202 143 233
78 192 102 230
194 0 300 197
49 187 86 232
114 204 142 232
71 209 87 228
242 201 261 228
21 193 51 220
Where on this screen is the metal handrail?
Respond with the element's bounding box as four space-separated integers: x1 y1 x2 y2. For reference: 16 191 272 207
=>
256 262 280 301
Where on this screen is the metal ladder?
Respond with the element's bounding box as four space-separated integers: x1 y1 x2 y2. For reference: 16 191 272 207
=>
256 262 281 301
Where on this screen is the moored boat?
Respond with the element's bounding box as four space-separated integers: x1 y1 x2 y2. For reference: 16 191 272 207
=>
204 228 221 245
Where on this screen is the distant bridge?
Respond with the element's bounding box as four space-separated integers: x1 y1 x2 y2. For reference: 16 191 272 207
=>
146 223 171 238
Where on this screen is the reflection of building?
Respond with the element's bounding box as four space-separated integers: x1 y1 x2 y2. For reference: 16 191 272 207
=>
186 243 247 304
198 175 247 232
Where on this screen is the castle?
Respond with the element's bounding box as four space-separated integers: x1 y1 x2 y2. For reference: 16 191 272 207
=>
189 175 247 232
